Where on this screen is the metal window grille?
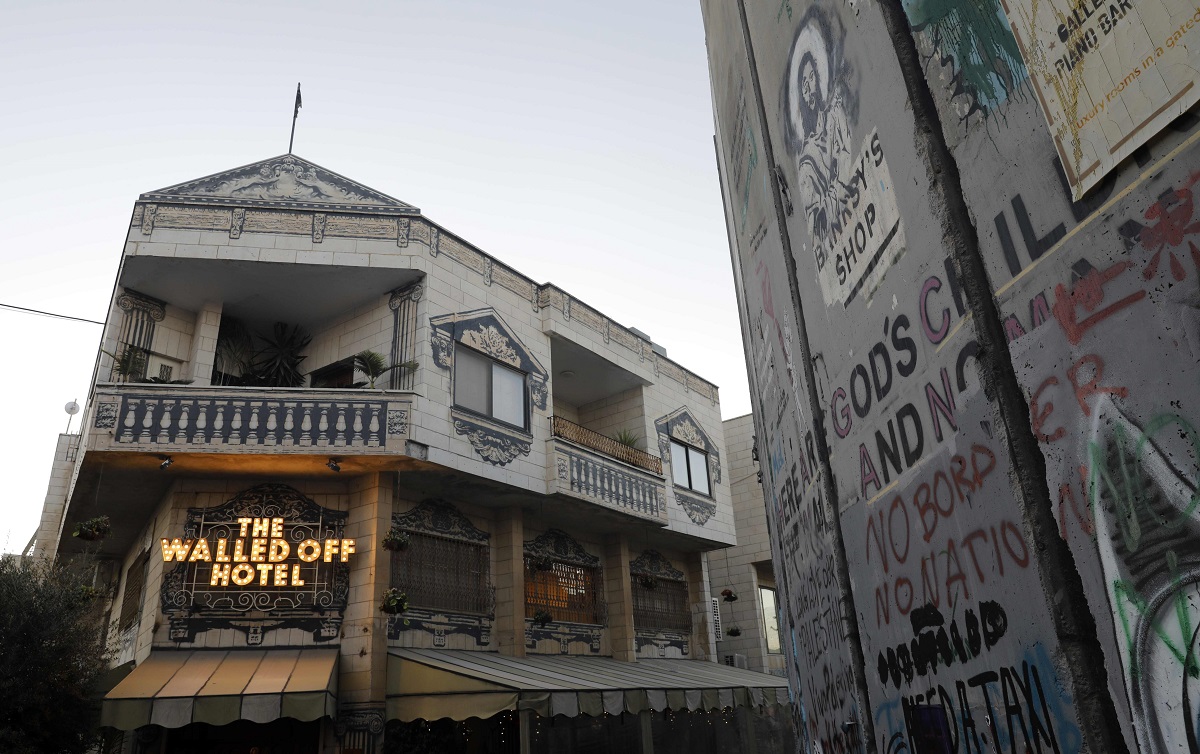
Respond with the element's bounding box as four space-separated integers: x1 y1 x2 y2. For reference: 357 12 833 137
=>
712 597 723 640
631 577 692 632
389 283 420 390
118 552 149 631
158 363 173 381
525 558 604 624
392 532 492 615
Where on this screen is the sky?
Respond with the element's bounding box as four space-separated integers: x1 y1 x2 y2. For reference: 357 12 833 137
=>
0 0 751 552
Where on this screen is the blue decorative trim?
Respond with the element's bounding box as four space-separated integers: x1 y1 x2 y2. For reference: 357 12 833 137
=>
655 407 723 484
675 492 717 526
392 500 489 544
452 413 532 466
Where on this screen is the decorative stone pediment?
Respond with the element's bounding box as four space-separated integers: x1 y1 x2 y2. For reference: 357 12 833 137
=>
524 529 600 568
140 154 419 215
430 308 549 410
392 499 489 544
630 550 685 581
655 407 722 484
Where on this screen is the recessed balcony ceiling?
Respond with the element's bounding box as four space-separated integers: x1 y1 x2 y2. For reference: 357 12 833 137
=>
549 335 648 407
119 256 422 331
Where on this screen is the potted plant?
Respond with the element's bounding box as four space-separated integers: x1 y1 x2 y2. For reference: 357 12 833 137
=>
101 347 148 382
721 588 738 602
530 556 554 573
612 428 643 449
380 588 409 615
77 585 102 602
73 516 111 542
382 529 410 551
726 626 743 637
637 574 658 590
532 609 553 627
352 350 418 389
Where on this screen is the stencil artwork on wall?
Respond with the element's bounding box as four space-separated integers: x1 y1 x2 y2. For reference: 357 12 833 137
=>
780 7 906 307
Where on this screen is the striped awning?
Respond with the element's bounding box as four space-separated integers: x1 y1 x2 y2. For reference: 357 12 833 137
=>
101 649 338 731
386 649 788 722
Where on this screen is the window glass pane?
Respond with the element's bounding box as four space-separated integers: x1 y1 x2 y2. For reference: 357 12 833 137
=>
760 587 781 653
688 447 710 495
491 364 525 426
454 348 490 415
671 442 690 487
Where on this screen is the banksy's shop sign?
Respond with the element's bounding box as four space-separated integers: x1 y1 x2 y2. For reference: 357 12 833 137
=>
1002 0 1200 198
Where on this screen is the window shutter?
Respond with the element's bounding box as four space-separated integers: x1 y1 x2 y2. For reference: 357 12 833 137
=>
711 597 723 641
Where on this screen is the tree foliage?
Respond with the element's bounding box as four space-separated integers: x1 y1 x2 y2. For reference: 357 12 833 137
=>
0 556 113 754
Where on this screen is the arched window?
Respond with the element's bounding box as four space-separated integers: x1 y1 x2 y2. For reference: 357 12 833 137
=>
630 550 691 632
390 500 493 616
524 529 606 625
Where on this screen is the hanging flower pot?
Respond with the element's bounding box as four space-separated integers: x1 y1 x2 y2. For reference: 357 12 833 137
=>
532 609 553 627
380 588 409 615
73 516 111 542
720 588 738 603
382 529 410 552
637 574 658 590
726 626 743 637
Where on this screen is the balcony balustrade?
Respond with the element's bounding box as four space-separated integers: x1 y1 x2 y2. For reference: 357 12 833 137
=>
549 417 666 523
89 385 413 453
550 416 662 475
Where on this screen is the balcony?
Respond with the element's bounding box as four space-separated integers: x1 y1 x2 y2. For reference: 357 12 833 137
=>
88 384 414 455
549 416 666 524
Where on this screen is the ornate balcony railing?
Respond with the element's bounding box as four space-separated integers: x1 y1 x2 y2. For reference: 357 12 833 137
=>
550 416 662 475
553 445 666 521
89 385 413 452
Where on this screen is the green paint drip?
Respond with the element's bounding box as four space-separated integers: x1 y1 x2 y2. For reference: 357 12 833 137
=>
903 0 1030 116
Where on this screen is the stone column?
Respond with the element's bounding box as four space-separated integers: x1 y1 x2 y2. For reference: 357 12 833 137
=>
493 505 526 657
604 533 636 661
188 301 222 385
338 472 391 713
687 552 715 661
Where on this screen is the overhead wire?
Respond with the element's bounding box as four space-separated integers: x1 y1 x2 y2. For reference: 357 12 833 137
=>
0 302 104 325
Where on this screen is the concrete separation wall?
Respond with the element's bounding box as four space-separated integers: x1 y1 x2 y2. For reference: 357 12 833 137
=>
702 0 1200 752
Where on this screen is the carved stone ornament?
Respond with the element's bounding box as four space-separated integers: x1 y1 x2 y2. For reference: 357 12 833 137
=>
334 707 386 738
461 325 519 367
431 330 454 369
94 402 119 429
141 204 157 235
116 290 166 322
524 529 600 568
229 208 246 239
312 213 326 242
676 492 717 526
429 227 440 256
671 418 705 448
453 416 531 466
139 154 419 215
389 282 423 310
386 409 409 436
397 217 411 247
630 550 686 581
393 499 489 544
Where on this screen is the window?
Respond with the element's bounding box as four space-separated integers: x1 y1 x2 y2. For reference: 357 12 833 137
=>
392 532 492 615
759 587 781 653
525 557 604 625
118 552 149 632
632 576 691 632
670 440 711 495
454 346 527 428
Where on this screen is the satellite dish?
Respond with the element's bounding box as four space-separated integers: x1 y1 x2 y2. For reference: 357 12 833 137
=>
65 401 80 416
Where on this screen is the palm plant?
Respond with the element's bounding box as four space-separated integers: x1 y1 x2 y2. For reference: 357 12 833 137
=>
613 428 643 449
253 322 312 387
213 317 255 385
353 350 416 389
101 347 147 382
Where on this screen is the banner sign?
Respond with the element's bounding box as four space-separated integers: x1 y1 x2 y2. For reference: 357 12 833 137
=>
1001 0 1200 197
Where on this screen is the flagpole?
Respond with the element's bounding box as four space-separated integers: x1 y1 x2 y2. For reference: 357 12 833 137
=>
289 83 302 153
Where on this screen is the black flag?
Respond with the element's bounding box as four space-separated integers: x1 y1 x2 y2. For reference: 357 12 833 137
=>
294 83 302 118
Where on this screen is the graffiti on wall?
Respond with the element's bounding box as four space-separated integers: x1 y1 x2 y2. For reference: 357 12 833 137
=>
780 7 905 308
902 0 1030 124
